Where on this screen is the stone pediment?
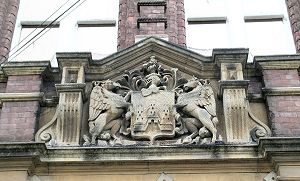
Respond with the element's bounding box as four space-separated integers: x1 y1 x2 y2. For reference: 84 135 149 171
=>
35 41 271 147
56 37 215 81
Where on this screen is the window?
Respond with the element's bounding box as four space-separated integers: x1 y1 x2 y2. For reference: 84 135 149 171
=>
186 17 229 56
185 0 295 59
10 0 119 65
75 20 117 59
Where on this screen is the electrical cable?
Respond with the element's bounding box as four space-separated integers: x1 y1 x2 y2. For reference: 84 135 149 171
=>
2 0 85 64
9 0 73 55
9 0 87 62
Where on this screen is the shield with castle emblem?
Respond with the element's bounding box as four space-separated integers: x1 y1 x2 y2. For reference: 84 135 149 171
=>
130 91 176 144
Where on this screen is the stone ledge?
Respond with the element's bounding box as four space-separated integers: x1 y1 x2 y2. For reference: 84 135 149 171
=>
258 137 300 157
0 138 299 171
56 52 92 70
255 55 300 70
0 92 44 106
262 87 300 96
0 142 260 162
218 80 249 98
55 83 86 100
1 61 50 76
213 48 249 68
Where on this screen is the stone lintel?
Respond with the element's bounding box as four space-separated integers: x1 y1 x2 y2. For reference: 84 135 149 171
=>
213 48 249 68
0 138 299 163
0 92 44 106
254 54 300 70
218 80 249 98
262 87 300 96
1 61 50 76
0 142 260 163
55 83 86 99
56 52 92 70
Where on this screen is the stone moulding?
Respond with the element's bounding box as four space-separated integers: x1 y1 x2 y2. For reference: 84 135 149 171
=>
0 92 44 106
1 61 50 76
218 80 249 98
262 87 300 96
55 83 86 100
254 54 300 70
1 138 300 162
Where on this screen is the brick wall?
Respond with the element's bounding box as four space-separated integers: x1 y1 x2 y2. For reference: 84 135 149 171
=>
267 96 300 136
263 69 300 87
263 69 300 137
117 0 186 50
6 75 42 93
0 75 42 141
0 0 20 64
0 101 40 141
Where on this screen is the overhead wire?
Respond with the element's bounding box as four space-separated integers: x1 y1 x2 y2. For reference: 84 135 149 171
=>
8 0 73 57
4 0 87 63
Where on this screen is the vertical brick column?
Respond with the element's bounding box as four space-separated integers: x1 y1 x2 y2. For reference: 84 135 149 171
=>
117 0 186 50
256 56 300 137
0 62 49 141
0 0 20 63
286 0 300 52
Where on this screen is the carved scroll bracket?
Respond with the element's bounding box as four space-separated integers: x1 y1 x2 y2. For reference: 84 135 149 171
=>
216 50 270 143
36 54 89 146
35 83 86 146
220 80 270 143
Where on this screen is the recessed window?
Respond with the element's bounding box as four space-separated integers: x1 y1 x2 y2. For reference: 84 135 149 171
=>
10 0 119 64
76 20 117 58
10 21 60 61
185 0 296 58
186 17 229 55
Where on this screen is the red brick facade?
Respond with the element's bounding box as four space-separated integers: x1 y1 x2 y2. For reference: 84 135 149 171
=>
0 101 40 141
0 75 42 141
263 69 300 87
262 69 300 136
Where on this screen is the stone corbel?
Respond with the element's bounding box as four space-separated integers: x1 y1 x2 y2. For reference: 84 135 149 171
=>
215 49 271 143
35 53 90 146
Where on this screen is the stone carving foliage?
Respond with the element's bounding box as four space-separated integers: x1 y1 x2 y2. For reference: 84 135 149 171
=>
83 56 219 146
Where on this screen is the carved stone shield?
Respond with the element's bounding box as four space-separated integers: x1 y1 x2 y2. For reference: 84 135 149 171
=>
130 91 175 143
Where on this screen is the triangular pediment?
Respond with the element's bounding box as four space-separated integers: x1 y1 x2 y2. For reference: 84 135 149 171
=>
57 37 216 80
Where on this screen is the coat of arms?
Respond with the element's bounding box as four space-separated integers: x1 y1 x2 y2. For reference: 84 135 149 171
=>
83 56 219 146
